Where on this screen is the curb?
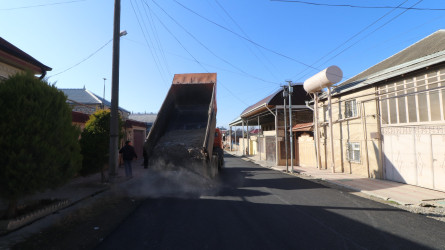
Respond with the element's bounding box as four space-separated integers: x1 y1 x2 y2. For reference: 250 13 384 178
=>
0 186 110 235
0 199 69 234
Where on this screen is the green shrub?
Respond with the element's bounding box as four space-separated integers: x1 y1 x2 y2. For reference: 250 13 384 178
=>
79 110 123 177
0 73 82 218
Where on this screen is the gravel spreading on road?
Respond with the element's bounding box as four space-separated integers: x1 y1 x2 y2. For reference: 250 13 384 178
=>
151 128 207 167
390 202 445 222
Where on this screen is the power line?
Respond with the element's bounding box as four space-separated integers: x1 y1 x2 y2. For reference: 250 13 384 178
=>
146 2 249 106
173 0 323 73
316 0 424 70
292 0 409 81
151 0 279 86
0 0 88 11
214 0 281 80
142 0 171 76
270 0 445 11
48 39 112 78
130 0 169 85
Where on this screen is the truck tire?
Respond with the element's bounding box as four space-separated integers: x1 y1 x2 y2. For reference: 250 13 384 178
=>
216 147 224 170
211 155 219 177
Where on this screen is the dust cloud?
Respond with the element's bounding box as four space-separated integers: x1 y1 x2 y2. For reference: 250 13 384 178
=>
117 159 221 200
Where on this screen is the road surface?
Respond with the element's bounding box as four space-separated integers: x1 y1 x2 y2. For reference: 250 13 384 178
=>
97 154 445 249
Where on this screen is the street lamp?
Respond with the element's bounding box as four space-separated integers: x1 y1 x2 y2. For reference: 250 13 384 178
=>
108 0 127 181
102 77 106 109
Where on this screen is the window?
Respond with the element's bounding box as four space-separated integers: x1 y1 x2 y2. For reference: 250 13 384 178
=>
344 99 358 118
346 142 360 162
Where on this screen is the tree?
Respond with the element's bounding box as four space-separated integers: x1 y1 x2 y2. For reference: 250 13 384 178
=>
79 109 123 181
0 73 82 218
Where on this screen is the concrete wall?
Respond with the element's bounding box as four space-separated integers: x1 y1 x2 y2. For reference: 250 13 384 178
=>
298 133 316 167
0 61 22 79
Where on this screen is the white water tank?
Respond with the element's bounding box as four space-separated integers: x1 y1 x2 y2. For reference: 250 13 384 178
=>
303 66 343 93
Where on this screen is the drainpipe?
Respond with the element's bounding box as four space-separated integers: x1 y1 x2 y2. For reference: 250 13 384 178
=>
328 87 335 173
375 96 384 179
361 102 370 178
306 98 320 170
39 68 47 80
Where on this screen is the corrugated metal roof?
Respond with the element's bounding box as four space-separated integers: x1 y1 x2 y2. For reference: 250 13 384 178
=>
338 29 445 88
61 88 102 104
129 114 157 123
292 122 313 132
173 73 217 84
240 84 311 118
60 88 129 113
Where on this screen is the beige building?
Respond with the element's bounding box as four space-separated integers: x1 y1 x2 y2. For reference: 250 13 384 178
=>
315 30 445 191
0 37 51 80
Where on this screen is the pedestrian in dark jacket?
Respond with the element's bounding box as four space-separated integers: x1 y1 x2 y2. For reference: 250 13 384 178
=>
119 140 137 178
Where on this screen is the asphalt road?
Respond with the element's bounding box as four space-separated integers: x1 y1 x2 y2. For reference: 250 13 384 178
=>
96 154 445 250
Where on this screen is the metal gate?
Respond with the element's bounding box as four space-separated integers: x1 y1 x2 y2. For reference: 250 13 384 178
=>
133 129 145 158
383 126 445 191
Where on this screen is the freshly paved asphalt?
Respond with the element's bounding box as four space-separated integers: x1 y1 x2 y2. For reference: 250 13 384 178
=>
96 154 445 249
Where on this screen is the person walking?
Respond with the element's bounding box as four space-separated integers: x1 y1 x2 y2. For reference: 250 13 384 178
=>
119 140 137 178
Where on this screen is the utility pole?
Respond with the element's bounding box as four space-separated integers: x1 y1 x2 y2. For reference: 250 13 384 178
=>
283 86 289 173
286 80 294 173
108 0 121 181
102 77 106 109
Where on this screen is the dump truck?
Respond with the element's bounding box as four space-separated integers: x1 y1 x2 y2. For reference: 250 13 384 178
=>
144 73 223 177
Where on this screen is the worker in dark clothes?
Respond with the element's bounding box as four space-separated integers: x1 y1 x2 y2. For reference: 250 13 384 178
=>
119 140 137 178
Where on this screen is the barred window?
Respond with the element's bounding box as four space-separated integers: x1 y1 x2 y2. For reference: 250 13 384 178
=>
345 99 358 118
346 142 360 162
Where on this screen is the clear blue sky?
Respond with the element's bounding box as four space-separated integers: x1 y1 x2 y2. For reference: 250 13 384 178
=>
1 0 444 128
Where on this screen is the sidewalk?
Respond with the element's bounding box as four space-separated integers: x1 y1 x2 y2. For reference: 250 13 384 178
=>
0 159 147 247
230 151 445 207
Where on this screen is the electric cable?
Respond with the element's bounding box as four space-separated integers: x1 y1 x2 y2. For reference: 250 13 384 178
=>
146 2 250 106
142 0 171 76
0 0 88 11
130 0 169 85
151 0 279 86
317 0 424 70
173 0 322 73
48 38 112 78
292 0 409 81
270 0 445 11
214 0 281 80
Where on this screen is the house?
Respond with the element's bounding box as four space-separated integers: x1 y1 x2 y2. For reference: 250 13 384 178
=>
61 88 146 155
71 111 90 131
128 113 157 134
0 37 51 79
124 119 147 158
60 88 130 119
314 29 445 192
229 84 313 166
